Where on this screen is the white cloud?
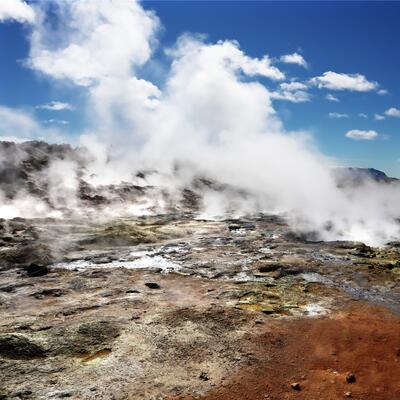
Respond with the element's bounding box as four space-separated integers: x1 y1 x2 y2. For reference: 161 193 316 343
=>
378 89 388 95
329 112 349 119
28 0 160 86
0 106 40 139
374 114 385 121
0 105 68 143
358 113 367 118
326 94 339 102
0 0 34 23
270 81 310 103
345 129 378 140
384 107 400 118
167 37 285 81
37 101 74 111
280 82 308 91
280 52 307 68
43 119 69 125
270 90 310 103
229 50 285 80
310 71 378 91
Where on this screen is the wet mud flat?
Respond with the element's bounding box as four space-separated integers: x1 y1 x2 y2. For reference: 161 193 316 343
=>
0 214 399 399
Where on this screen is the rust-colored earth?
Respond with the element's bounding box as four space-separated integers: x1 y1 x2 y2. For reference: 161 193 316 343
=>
174 303 400 400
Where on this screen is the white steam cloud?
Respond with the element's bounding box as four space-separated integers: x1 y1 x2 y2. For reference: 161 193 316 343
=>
0 0 399 246
0 0 34 23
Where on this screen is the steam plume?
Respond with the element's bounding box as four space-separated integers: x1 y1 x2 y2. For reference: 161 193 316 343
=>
1 0 400 246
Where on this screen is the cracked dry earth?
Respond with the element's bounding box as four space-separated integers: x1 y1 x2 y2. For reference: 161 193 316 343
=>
0 214 400 399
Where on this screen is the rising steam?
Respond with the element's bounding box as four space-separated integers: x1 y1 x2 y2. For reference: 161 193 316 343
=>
1 0 400 246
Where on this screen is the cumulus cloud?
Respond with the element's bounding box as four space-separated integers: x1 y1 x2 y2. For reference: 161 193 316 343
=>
378 89 388 95
326 94 339 102
270 81 310 103
280 52 307 68
374 114 385 121
345 129 378 140
310 71 378 91
0 0 34 23
228 48 285 80
37 101 74 111
384 107 400 118
358 113 367 118
28 0 160 86
166 37 285 81
280 82 307 91
270 91 310 103
329 112 349 119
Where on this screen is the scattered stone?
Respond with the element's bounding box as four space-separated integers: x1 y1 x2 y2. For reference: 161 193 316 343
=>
346 373 356 383
24 263 49 277
275 266 303 279
76 320 120 345
0 284 16 293
0 389 10 400
0 333 46 359
31 288 66 299
199 372 209 381
344 392 352 398
131 312 141 320
126 289 140 294
258 264 281 273
99 290 114 297
351 244 375 258
261 306 280 315
291 382 301 391
47 390 73 398
145 282 161 289
12 390 33 399
69 277 88 290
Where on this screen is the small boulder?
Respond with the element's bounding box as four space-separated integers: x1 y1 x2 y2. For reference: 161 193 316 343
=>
145 282 161 289
291 382 301 391
31 288 66 299
24 263 49 277
76 320 120 345
0 333 46 359
258 264 281 273
199 372 209 381
346 373 356 384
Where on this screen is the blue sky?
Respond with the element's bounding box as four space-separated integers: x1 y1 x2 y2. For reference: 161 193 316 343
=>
1 1 400 175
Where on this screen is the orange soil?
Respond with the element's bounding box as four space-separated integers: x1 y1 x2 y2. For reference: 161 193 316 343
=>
175 303 400 400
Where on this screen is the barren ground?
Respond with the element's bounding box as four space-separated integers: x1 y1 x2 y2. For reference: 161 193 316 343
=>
0 214 399 399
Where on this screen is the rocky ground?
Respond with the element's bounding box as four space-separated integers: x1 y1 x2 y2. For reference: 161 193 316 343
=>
0 213 399 399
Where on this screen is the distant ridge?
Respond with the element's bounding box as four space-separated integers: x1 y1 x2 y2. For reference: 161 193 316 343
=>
334 167 398 185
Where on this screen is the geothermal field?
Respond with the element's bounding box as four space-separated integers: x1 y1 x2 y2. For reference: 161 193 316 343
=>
0 141 399 399
1 0 400 399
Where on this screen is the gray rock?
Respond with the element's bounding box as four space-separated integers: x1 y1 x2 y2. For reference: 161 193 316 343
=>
0 333 46 359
